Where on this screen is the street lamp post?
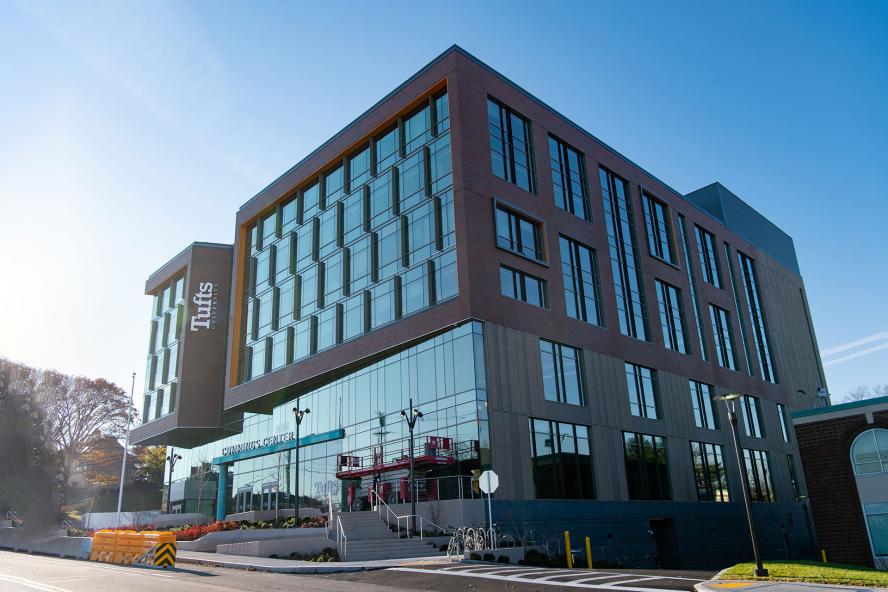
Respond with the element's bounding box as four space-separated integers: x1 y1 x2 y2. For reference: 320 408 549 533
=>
166 448 182 514
716 392 769 578
115 372 136 531
400 398 423 533
292 406 310 525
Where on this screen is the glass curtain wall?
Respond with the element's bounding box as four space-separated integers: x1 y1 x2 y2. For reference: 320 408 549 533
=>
167 321 489 516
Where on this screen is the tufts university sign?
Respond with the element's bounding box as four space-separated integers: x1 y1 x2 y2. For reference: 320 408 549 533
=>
190 282 220 331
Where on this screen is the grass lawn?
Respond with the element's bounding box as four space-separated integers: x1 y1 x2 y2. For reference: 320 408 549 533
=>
720 560 888 587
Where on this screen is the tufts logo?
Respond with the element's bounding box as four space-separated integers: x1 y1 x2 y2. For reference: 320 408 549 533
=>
190 282 219 331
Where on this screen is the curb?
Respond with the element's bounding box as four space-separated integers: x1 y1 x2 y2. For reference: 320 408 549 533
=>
176 554 377 574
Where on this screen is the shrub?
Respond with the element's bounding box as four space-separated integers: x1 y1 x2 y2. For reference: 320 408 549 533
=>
497 555 510 564
469 552 481 561
483 553 495 562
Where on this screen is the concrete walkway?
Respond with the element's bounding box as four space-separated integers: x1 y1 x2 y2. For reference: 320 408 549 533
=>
176 549 452 574
696 580 886 592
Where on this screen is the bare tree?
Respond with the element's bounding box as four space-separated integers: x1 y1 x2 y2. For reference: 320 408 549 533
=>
36 370 135 497
844 384 888 403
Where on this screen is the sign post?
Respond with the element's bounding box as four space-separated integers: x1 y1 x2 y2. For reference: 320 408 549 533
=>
479 470 499 550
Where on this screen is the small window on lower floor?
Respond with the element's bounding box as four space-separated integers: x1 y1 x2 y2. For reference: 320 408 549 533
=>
743 448 775 502
690 441 729 501
623 431 670 500
500 265 548 308
529 418 595 499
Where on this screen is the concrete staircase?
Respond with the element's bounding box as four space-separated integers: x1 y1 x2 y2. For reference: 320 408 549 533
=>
334 511 444 561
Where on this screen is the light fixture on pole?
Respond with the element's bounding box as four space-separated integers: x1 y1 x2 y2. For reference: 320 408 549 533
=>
715 392 769 578
115 372 136 530
292 406 310 524
400 398 423 533
166 448 182 514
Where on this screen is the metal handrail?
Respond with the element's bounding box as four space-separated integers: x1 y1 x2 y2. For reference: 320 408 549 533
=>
417 515 450 540
336 515 347 561
369 489 408 538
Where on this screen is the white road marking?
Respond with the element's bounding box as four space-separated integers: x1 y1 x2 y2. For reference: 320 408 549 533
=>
389 566 700 591
0 553 174 578
0 574 74 592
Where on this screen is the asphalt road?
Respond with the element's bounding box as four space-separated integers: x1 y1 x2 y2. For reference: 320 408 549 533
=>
0 550 713 592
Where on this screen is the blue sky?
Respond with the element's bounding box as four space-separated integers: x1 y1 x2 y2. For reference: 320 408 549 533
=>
0 0 885 410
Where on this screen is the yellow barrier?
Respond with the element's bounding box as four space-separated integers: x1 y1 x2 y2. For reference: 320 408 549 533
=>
89 530 177 568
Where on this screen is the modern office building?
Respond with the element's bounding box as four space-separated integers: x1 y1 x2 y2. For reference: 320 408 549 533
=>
794 398 888 569
130 46 829 568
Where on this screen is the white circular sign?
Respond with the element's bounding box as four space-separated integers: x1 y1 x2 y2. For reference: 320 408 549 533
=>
479 470 499 494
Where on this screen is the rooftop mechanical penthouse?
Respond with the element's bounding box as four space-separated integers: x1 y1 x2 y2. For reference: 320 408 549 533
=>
132 46 829 568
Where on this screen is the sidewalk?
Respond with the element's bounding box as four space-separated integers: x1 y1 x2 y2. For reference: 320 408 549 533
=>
176 549 452 574
696 580 886 592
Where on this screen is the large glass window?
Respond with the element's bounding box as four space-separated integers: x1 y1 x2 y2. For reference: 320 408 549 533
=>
851 429 888 474
691 441 729 501
375 126 399 173
623 432 670 500
709 304 737 370
529 419 594 499
787 454 803 500
539 339 585 406
625 362 660 419
549 136 588 219
237 90 455 384
488 98 535 192
741 395 765 438
690 380 718 430
642 193 675 264
743 448 775 502
600 167 648 340
864 506 888 557
695 226 722 288
500 265 547 308
777 403 790 443
560 236 602 326
325 165 344 207
677 215 709 361
738 252 777 383
348 146 371 191
655 280 689 354
495 205 544 262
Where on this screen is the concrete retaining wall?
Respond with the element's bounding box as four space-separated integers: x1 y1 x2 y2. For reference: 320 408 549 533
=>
177 527 328 552
0 528 92 559
216 536 333 558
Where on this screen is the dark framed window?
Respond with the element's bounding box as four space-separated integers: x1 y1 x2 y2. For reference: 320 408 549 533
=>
600 167 648 340
777 403 790 443
677 215 709 361
695 226 722 288
549 135 588 219
642 192 675 264
324 165 344 207
488 98 536 192
741 395 765 438
689 380 718 430
623 432 670 500
787 454 803 500
743 448 775 502
495 204 545 262
655 279 689 354
691 441 729 501
738 252 777 383
625 362 660 419
529 418 595 499
539 339 585 406
559 236 602 326
709 304 737 370
500 265 548 308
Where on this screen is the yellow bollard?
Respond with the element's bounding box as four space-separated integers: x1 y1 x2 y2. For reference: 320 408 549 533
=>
585 536 593 569
821 549 828 564
564 530 573 568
